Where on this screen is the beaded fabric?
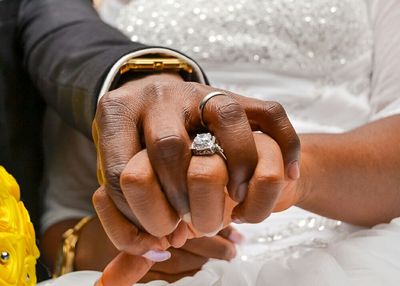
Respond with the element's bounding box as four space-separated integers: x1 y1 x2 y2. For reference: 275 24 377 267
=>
116 0 372 78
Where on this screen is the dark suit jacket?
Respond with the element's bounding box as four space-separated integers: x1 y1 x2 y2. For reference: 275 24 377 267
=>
0 0 166 228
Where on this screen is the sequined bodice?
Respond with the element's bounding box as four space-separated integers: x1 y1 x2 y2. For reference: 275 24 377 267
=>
115 0 372 78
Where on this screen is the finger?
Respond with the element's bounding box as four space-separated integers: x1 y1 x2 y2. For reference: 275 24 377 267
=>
187 154 228 235
120 149 180 237
232 134 285 223
92 186 170 257
181 235 236 261
94 93 142 217
200 94 258 203
98 252 153 286
236 98 301 180
140 270 199 284
167 220 189 248
218 225 244 245
144 96 191 217
151 248 207 274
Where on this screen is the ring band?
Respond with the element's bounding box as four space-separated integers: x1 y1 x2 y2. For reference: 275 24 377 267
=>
199 91 227 127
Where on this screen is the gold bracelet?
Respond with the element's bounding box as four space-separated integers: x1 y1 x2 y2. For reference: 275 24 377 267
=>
52 216 94 278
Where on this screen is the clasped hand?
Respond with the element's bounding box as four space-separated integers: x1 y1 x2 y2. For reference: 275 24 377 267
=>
91 73 301 285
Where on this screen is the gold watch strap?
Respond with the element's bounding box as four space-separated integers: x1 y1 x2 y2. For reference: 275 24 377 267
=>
53 216 94 278
119 57 193 75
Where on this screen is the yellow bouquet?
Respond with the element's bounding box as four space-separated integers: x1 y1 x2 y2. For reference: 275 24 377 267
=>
0 166 40 286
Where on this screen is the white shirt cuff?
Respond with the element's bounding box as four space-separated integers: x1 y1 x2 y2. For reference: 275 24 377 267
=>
98 48 206 103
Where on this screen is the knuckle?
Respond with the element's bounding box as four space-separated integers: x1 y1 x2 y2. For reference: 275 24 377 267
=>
97 92 125 116
120 170 152 190
96 92 137 126
152 134 187 160
103 163 125 191
188 169 218 185
215 100 244 122
142 81 170 101
254 173 284 187
263 101 287 120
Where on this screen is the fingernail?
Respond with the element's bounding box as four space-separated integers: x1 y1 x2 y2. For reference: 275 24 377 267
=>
182 212 192 224
231 215 243 224
288 161 300 180
235 182 248 202
94 277 104 286
142 250 171 262
229 230 244 245
204 223 224 237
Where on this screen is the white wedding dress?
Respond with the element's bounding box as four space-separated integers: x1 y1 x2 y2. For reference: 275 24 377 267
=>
39 0 400 285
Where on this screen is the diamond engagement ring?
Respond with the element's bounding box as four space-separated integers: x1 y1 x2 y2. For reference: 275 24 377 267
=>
190 133 227 161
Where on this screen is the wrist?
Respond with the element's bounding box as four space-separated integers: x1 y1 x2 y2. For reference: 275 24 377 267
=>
52 216 94 277
74 217 118 271
294 135 315 209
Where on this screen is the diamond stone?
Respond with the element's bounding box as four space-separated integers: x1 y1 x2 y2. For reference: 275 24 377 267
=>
192 133 215 150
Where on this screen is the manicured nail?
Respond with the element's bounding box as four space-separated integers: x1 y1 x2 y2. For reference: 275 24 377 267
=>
235 182 248 202
204 223 224 237
288 161 300 180
182 212 192 224
231 215 243 224
94 277 104 286
229 230 244 245
142 250 171 262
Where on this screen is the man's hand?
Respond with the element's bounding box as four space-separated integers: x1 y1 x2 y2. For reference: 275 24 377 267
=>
92 73 300 236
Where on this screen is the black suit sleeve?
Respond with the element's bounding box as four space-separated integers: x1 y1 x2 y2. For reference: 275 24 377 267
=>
18 0 150 137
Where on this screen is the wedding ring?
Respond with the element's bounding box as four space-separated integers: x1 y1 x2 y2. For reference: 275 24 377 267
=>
199 91 227 127
190 133 227 161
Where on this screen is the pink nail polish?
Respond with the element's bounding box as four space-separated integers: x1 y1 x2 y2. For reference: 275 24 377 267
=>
182 212 192 224
229 230 244 244
288 161 300 180
142 250 171 262
231 215 243 224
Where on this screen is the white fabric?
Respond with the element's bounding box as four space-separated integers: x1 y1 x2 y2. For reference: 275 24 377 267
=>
41 0 400 285
38 217 400 286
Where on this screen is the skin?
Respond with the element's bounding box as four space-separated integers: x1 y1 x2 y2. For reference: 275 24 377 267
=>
294 115 400 226
88 133 286 286
92 115 400 285
41 218 239 283
92 72 300 238
41 133 282 285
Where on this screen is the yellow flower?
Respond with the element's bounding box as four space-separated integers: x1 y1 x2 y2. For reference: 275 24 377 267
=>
0 166 40 286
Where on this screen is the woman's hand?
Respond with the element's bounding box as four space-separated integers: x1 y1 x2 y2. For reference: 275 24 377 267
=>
93 132 298 286
140 226 240 283
42 218 240 285
95 229 239 286
93 73 300 229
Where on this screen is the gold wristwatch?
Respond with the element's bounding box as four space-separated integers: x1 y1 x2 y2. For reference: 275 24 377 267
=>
109 55 195 90
52 216 94 278
119 57 193 75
